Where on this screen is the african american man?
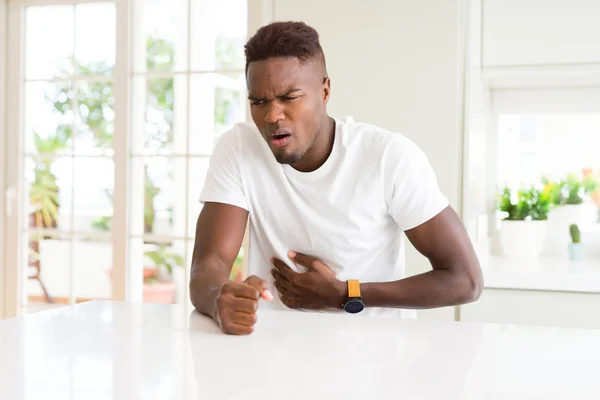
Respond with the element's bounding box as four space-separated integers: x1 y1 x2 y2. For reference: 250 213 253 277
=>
189 21 483 335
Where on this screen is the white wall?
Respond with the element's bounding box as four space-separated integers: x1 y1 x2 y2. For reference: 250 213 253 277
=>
482 0 600 67
273 0 464 213
272 0 467 320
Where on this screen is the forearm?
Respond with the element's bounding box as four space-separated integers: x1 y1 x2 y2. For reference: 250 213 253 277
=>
189 258 231 319
361 265 482 309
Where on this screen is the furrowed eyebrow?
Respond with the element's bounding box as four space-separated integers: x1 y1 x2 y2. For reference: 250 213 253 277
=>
248 88 303 102
278 89 303 97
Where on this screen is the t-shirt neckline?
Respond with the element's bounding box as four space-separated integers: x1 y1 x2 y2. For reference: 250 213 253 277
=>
282 117 343 181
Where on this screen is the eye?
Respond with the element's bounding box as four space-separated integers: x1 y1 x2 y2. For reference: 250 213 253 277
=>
282 96 299 102
251 100 265 106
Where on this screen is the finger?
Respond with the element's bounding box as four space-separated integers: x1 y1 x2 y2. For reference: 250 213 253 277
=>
273 279 296 302
288 251 335 276
229 296 258 314
220 320 255 335
229 310 257 327
225 282 261 300
271 269 295 293
244 275 273 301
272 258 298 281
279 293 298 309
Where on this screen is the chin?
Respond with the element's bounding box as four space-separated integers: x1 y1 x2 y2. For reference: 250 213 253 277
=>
274 150 301 165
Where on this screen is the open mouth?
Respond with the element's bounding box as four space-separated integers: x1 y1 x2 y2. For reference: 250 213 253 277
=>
270 132 292 147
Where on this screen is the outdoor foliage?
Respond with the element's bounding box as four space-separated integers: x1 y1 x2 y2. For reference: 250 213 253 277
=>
497 186 551 221
33 34 245 282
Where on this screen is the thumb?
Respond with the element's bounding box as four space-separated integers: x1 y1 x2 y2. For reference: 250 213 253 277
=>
288 251 335 277
244 275 273 301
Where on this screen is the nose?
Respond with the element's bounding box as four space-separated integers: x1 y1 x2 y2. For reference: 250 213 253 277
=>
264 101 284 124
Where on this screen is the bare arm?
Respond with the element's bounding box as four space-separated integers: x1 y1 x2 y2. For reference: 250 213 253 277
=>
189 202 249 319
360 206 483 308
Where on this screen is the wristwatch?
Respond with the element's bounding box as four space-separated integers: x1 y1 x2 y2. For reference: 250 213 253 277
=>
342 280 365 314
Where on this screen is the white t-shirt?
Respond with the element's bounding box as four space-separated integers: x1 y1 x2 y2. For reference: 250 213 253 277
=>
199 116 448 318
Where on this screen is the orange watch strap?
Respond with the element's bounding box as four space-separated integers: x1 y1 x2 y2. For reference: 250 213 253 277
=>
347 280 361 298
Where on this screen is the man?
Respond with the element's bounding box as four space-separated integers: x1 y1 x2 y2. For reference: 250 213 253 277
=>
190 21 483 335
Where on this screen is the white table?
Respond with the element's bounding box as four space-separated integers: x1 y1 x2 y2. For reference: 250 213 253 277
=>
0 301 599 399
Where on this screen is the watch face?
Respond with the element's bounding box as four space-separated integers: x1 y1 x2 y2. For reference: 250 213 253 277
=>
344 300 364 314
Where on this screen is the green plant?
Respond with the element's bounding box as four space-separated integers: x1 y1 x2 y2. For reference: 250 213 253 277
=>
144 244 185 284
144 172 161 233
29 131 68 229
582 173 599 195
543 172 599 206
497 186 550 221
563 173 584 205
569 224 581 244
91 216 112 232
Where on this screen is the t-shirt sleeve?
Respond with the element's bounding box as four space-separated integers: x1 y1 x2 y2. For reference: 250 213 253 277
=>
384 137 449 231
198 129 249 211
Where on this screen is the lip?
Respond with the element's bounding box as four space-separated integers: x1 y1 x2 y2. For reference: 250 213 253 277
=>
270 134 292 148
269 129 292 148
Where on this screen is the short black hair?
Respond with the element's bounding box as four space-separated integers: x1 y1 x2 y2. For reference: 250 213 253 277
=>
244 21 326 73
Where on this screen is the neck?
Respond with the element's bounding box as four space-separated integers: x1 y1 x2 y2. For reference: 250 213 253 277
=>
292 116 335 173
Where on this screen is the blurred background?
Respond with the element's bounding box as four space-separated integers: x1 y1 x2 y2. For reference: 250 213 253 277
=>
1 0 599 329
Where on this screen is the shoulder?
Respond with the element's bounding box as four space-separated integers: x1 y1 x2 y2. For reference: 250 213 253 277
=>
216 122 261 148
338 117 425 164
212 122 264 159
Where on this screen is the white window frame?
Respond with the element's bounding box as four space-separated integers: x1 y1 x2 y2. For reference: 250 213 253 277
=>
0 0 8 319
2 0 272 318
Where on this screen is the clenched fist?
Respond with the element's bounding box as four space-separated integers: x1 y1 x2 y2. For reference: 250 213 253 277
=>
214 275 273 335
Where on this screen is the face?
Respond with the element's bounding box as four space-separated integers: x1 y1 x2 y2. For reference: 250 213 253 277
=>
246 57 330 166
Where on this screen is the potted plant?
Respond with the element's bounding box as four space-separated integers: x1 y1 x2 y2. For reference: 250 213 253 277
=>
568 224 585 261
143 244 185 303
543 171 599 257
545 172 599 224
497 186 550 259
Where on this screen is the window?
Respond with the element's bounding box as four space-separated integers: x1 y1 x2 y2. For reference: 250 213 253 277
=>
4 0 251 316
489 89 600 261
497 113 600 194
21 2 117 311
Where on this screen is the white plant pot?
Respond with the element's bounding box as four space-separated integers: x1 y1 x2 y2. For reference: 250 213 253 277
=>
549 204 586 227
500 220 548 260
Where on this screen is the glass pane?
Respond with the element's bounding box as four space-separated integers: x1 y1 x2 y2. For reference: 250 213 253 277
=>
75 3 116 76
131 238 186 304
498 114 600 186
190 0 247 71
25 156 72 234
76 81 115 155
131 76 188 155
73 234 113 301
25 233 71 314
25 5 74 80
189 73 246 155
130 157 186 237
24 82 74 155
72 157 115 232
132 0 189 72
186 157 210 238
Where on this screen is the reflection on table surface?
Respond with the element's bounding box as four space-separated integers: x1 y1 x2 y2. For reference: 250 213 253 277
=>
0 301 599 399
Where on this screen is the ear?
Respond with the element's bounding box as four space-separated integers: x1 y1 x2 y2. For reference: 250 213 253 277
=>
322 76 331 105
